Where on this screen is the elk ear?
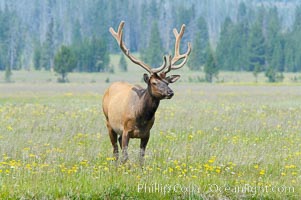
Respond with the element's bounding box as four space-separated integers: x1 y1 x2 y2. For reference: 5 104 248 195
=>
143 73 150 83
166 75 180 83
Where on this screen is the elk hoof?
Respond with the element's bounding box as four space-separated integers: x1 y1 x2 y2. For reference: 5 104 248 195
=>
121 156 128 164
139 157 145 167
113 153 119 161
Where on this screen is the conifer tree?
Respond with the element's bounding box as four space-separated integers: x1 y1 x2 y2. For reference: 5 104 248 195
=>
119 54 128 72
41 18 54 70
265 7 281 67
187 32 203 71
216 17 234 70
235 2 250 71
204 46 218 83
290 6 301 72
141 21 164 67
33 44 42 70
5 65 12 82
54 45 76 82
188 16 209 71
248 16 265 72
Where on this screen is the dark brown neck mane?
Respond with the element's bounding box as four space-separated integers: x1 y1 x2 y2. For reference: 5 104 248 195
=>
133 86 160 123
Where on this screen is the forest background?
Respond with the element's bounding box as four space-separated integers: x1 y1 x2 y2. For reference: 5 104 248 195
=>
1 0 301 82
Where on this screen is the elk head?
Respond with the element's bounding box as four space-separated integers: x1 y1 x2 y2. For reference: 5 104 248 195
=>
109 21 191 100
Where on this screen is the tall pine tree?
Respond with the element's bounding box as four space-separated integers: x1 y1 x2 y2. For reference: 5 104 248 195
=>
41 17 54 70
187 16 209 71
235 2 250 71
204 46 218 83
247 14 265 72
265 7 281 68
141 21 164 67
216 17 235 70
288 6 301 72
119 54 128 72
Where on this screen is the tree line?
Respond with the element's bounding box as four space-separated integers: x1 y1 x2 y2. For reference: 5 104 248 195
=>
214 3 301 82
1 0 301 82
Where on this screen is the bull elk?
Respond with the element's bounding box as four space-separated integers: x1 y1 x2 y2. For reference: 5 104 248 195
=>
102 21 191 163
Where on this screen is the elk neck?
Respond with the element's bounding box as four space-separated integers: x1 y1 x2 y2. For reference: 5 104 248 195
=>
136 86 160 122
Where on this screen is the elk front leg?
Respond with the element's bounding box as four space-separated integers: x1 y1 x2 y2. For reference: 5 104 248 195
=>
140 134 150 165
107 123 119 160
121 132 130 163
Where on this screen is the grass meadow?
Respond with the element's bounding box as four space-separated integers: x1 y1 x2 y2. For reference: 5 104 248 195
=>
1 63 301 199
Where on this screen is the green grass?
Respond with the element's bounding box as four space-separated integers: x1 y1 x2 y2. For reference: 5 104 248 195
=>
0 69 301 199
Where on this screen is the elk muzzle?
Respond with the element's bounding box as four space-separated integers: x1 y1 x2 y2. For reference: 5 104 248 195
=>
166 88 174 99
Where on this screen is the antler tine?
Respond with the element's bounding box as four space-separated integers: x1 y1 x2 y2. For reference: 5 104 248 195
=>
110 21 153 74
169 24 191 70
152 55 168 74
109 21 124 43
110 21 169 74
171 42 191 69
162 55 172 75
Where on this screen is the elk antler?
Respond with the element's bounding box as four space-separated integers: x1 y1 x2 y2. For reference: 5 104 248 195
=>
163 24 192 75
109 21 167 74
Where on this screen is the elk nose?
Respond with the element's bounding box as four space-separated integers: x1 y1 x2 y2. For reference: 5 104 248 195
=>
167 89 174 97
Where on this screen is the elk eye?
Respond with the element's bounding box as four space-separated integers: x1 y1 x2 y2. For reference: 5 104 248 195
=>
151 82 157 86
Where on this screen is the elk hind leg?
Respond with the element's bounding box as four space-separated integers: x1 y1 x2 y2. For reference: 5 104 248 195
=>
107 123 119 160
121 131 130 163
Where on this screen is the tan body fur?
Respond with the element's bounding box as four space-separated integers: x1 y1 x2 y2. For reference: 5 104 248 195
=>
102 82 155 139
102 80 161 163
